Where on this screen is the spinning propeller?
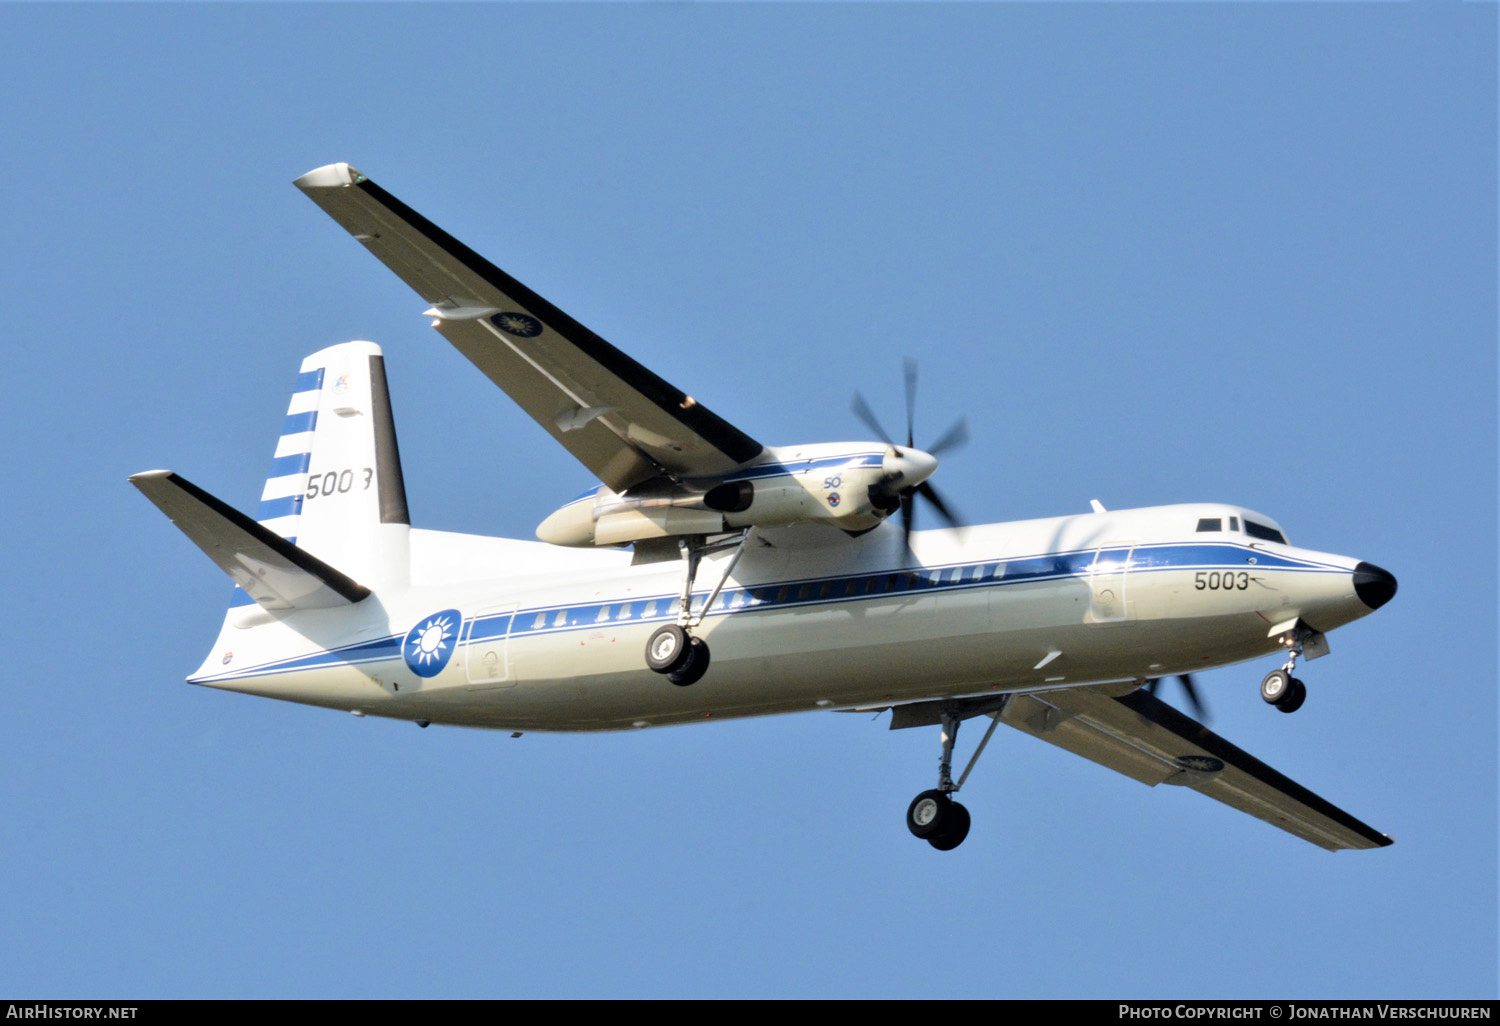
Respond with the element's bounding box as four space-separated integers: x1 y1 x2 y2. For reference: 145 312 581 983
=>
1144 674 1210 723
851 359 969 552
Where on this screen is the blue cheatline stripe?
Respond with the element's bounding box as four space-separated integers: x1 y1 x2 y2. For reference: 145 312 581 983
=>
282 411 318 435
295 368 325 393
202 541 1349 681
268 452 312 477
256 495 302 521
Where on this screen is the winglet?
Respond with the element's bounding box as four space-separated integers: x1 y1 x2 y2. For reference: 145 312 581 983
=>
130 470 371 610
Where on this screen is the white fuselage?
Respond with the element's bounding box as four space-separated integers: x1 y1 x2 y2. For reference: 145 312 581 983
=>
188 502 1376 731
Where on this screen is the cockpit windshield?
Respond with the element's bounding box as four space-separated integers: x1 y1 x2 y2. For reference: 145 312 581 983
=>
1197 514 1286 544
1244 519 1287 544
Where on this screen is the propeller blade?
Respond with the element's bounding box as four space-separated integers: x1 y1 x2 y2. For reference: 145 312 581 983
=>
903 358 918 448
1143 674 1210 723
915 481 964 530
900 491 916 564
1177 673 1207 721
851 392 895 447
927 416 970 459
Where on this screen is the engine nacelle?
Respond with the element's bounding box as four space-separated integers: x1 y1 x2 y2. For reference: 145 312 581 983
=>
536 461 896 547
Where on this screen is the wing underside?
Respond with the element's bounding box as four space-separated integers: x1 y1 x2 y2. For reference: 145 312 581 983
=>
294 162 762 492
995 683 1392 851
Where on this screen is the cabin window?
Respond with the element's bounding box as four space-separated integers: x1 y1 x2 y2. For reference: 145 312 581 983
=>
643 600 657 619
595 605 611 623
844 580 859 596
553 609 568 627
816 581 830 599
1245 520 1287 544
617 603 633 619
776 587 788 604
1196 518 1222 532
532 612 547 630
797 583 813 601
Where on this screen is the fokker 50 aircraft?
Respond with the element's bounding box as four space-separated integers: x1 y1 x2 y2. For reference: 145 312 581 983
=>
133 162 1398 851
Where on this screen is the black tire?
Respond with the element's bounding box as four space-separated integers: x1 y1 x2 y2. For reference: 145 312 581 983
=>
646 625 692 673
1277 677 1307 714
668 637 711 687
1261 669 1292 705
906 789 951 839
928 802 971 851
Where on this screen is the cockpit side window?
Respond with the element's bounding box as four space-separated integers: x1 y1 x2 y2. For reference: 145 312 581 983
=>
1229 516 1240 531
1245 520 1287 544
1196 517 1222 532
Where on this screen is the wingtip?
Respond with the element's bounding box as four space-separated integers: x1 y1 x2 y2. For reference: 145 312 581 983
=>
128 469 174 485
294 162 366 191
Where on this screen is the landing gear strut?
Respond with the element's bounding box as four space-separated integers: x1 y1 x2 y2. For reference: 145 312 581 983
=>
902 701 1005 851
643 528 756 686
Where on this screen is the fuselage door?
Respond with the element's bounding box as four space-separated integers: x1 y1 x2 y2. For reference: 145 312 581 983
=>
464 604 519 688
1088 543 1135 624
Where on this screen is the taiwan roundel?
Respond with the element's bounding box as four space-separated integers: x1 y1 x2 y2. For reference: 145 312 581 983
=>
403 609 461 677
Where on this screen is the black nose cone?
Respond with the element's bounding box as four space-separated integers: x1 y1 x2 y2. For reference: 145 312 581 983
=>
1354 562 1397 610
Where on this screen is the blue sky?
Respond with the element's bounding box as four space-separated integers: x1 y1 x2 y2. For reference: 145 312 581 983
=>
2 3 1494 998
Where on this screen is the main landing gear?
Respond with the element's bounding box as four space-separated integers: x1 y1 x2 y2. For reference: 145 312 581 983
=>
644 528 757 687
902 700 1006 851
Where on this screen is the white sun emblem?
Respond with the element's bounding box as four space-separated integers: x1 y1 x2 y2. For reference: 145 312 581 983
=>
496 312 543 337
409 614 454 668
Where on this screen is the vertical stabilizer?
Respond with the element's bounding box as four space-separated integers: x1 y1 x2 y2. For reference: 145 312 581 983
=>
232 341 410 607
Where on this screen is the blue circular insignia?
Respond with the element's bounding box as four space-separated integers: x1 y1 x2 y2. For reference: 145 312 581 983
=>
494 312 543 338
1176 755 1224 773
403 609 462 678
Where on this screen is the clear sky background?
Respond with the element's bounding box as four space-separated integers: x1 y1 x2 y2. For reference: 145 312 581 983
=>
1 3 1493 999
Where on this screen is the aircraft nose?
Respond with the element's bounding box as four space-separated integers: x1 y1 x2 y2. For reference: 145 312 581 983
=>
1353 562 1397 610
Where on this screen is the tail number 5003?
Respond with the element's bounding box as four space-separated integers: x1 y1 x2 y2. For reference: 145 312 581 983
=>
1195 571 1249 591
306 467 373 499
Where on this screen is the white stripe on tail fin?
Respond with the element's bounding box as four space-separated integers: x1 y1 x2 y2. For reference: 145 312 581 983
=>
232 341 410 607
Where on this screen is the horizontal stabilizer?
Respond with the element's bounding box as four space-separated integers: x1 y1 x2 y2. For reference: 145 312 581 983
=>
130 470 370 610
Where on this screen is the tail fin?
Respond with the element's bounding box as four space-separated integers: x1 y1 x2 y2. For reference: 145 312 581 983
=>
248 340 411 601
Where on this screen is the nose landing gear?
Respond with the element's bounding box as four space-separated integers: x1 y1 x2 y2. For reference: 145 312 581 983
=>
1261 623 1319 713
1260 668 1307 713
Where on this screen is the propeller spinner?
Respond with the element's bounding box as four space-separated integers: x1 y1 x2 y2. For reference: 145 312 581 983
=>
851 359 969 552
